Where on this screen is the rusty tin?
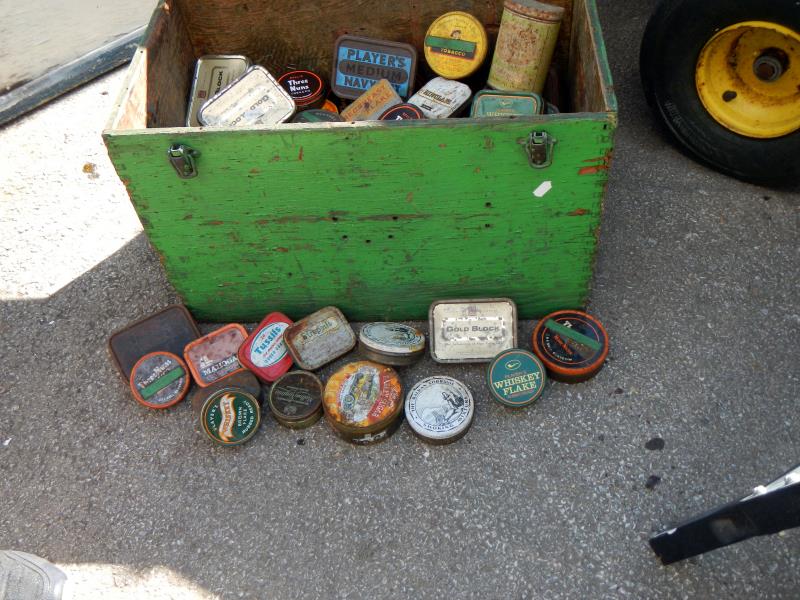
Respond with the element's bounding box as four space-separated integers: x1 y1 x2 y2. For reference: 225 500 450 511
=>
190 370 263 414
488 0 564 94
358 322 426 366
277 70 328 109
129 351 190 409
531 310 609 383
378 103 426 120
291 109 344 123
332 35 418 100
470 90 544 117
408 77 471 119
340 79 402 121
424 11 489 80
238 312 294 383
200 387 262 446
429 298 517 363
197 65 296 127
323 361 403 445
108 305 200 381
184 323 248 387
186 55 251 127
268 371 324 429
405 376 474 445
283 306 356 371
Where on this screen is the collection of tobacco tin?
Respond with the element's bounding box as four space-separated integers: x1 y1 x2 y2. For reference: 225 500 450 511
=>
184 2 565 129
109 299 609 448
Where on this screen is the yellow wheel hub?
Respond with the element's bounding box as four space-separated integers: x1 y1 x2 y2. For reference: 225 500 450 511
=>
696 21 800 138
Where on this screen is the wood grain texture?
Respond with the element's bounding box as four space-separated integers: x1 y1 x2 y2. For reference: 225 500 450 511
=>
568 0 616 114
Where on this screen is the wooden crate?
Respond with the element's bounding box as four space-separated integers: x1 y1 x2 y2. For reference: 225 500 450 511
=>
103 0 616 322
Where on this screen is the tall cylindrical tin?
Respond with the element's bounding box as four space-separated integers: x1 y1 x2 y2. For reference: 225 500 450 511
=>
487 0 564 94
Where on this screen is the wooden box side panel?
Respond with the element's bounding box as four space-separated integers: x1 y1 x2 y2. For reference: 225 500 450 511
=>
568 0 617 114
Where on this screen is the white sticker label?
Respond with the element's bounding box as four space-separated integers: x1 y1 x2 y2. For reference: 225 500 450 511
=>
249 322 289 368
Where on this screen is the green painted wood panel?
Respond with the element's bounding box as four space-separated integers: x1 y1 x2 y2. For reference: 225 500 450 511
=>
105 115 613 321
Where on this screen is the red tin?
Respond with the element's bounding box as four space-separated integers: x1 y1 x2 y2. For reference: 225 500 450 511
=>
183 323 248 387
238 312 294 383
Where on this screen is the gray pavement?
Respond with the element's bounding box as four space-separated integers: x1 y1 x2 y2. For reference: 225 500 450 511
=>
1 1 799 598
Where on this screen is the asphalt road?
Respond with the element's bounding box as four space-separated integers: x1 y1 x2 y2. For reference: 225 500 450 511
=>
1 1 798 598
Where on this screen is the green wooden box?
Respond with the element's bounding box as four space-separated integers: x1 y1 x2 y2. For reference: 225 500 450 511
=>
103 0 616 322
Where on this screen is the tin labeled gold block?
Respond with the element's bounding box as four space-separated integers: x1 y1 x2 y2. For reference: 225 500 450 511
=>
340 79 402 121
186 55 251 126
429 298 517 363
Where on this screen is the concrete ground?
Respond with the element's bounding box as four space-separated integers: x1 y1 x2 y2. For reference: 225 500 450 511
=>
1 1 798 598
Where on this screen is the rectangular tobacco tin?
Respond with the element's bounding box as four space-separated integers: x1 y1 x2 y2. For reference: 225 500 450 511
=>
429 298 517 363
283 306 356 370
470 90 544 118
408 77 471 119
340 79 402 121
197 65 296 127
332 35 418 100
183 323 249 387
186 54 251 126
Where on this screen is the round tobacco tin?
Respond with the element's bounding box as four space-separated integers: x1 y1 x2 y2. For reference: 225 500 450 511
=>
405 376 474 444
378 103 426 120
190 371 263 415
358 322 425 366
486 349 547 408
322 99 340 114
129 351 190 409
291 109 344 123
268 371 323 429
238 312 294 383
200 388 261 446
424 11 489 80
278 70 327 108
323 361 403 444
532 310 609 383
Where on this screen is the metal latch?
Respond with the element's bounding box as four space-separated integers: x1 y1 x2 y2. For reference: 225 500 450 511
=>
525 131 557 169
167 143 199 179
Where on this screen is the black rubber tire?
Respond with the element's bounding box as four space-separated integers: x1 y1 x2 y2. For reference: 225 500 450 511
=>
640 0 800 186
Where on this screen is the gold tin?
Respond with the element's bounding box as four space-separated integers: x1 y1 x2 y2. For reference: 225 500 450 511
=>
186 55 251 127
429 298 518 363
268 371 324 429
424 11 489 80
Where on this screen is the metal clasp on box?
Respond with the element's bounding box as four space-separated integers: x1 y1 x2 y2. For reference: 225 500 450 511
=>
525 131 556 169
167 143 199 179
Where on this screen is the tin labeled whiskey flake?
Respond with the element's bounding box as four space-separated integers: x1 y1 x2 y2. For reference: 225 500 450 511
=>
238 312 294 383
532 310 609 383
487 349 546 408
200 388 261 446
408 78 471 119
129 351 190 409
283 306 356 371
291 109 344 123
429 298 517 363
405 376 474 445
333 35 418 100
197 66 296 127
186 55 251 127
471 90 544 117
424 11 489 80
268 371 323 429
358 322 425 366
184 324 248 387
340 79 402 121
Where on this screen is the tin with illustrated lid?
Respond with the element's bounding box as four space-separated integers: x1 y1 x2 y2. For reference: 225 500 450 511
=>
277 70 328 109
190 370 263 415
532 310 609 383
429 298 517 363
378 103 426 121
323 361 403 445
186 55 251 127
424 11 489 80
358 322 425 366
471 90 544 118
408 78 471 119
487 349 547 408
238 312 294 383
200 387 261 446
268 371 323 429
197 65 296 127
184 323 248 387
340 79 402 121
332 35 418 100
283 306 356 371
405 376 474 445
291 109 344 123
129 351 190 409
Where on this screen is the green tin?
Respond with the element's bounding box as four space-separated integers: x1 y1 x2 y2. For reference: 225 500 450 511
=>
486 348 547 408
470 90 544 118
201 388 262 446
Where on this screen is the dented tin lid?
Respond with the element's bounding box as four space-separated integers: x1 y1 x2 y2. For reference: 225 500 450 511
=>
184 323 248 387
186 55 251 127
405 376 474 444
277 70 327 108
429 298 517 363
129 351 190 409
200 388 261 446
408 77 471 119
340 79 402 121
531 310 609 383
238 312 294 383
471 90 544 117
487 349 547 408
283 306 356 371
332 35 418 100
291 109 344 123
358 322 425 366
424 11 489 80
197 65 296 127
378 103 426 120
268 370 323 429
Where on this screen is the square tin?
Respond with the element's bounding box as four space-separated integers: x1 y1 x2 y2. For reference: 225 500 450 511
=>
186 55 251 126
340 79 402 121
470 90 544 118
197 65 296 127
429 298 517 363
407 77 472 119
283 306 356 371
332 35 418 100
183 323 249 387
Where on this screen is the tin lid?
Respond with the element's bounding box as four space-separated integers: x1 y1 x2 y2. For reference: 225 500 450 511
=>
238 312 294 383
486 349 547 407
129 351 190 409
201 388 261 446
505 0 565 22
531 310 609 382
359 323 425 358
323 361 403 434
184 323 248 387
470 90 544 117
429 298 517 363
408 77 472 119
190 370 263 415
378 103 426 120
186 55 251 127
332 35 418 100
340 79 403 121
277 70 327 108
405 376 474 443
291 109 344 123
197 65 296 127
283 306 356 371
268 371 323 423
322 99 340 114
424 11 489 80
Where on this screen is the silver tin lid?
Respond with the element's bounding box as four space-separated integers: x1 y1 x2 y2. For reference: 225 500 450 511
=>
186 55 251 127
197 65 296 127
283 306 356 371
429 298 517 363
407 77 471 119
405 376 474 443
359 323 425 357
